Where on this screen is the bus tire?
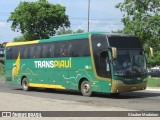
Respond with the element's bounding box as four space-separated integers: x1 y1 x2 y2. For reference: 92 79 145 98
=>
81 80 92 97
22 77 30 91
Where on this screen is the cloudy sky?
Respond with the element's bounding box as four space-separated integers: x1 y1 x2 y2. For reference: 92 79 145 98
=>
0 0 124 43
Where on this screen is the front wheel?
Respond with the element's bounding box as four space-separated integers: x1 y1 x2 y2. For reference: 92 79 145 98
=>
22 77 30 91
81 80 92 97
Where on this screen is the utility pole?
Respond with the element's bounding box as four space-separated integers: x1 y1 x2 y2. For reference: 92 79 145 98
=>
88 0 90 32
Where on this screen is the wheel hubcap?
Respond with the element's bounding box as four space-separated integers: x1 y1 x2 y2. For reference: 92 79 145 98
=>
83 84 90 93
23 81 27 89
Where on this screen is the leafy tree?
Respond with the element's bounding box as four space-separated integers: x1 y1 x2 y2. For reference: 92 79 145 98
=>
75 29 84 33
0 44 3 48
116 0 160 66
56 28 84 35
8 0 70 41
13 36 25 42
112 30 123 33
56 28 73 35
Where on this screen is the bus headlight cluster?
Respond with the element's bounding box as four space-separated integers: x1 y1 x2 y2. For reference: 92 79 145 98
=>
114 70 126 76
113 80 123 84
143 79 147 82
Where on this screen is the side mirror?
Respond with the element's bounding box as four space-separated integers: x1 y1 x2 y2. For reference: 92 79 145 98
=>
150 47 153 57
112 47 117 59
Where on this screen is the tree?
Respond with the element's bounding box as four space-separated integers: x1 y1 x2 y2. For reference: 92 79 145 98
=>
116 0 160 66
56 28 73 35
111 30 123 33
0 44 3 48
8 0 70 41
56 28 84 35
75 29 84 33
13 36 25 42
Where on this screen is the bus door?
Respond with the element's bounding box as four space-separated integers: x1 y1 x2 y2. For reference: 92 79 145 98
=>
98 51 111 78
91 35 112 92
93 50 112 92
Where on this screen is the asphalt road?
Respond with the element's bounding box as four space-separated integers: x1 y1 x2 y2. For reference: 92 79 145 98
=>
0 78 160 111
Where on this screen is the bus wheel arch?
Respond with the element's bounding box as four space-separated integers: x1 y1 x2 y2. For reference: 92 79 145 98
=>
79 78 92 97
21 76 30 91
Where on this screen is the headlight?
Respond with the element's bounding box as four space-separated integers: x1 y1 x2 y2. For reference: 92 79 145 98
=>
115 70 126 76
143 79 147 82
113 80 123 84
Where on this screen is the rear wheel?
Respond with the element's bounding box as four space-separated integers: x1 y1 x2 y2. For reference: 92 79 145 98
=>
81 80 92 97
22 77 30 91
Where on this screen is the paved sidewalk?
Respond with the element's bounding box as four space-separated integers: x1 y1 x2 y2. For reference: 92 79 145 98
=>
0 92 158 120
0 92 134 111
146 87 160 91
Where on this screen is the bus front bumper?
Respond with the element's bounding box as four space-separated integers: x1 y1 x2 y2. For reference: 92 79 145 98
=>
111 80 147 93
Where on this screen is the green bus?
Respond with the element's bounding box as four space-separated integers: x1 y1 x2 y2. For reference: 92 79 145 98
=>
5 32 148 96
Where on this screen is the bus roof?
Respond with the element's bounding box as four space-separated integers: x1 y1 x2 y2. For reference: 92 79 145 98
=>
45 32 108 42
6 32 136 47
6 32 107 47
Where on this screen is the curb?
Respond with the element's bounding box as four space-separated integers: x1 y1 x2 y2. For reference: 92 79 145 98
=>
146 87 160 91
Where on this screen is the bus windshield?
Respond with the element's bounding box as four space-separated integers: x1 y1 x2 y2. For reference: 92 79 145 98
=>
113 49 147 77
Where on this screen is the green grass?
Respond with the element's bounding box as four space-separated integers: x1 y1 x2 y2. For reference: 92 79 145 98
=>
0 74 4 79
0 63 4 75
147 77 160 87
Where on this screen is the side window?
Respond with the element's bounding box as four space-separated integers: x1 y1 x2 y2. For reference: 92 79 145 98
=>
68 43 73 57
18 46 23 59
6 47 12 59
23 46 29 59
42 43 48 58
12 47 18 59
91 35 108 53
28 45 35 58
69 39 90 57
55 41 68 57
49 43 55 58
39 42 55 58
34 45 41 58
69 40 79 57
6 46 19 59
79 39 90 56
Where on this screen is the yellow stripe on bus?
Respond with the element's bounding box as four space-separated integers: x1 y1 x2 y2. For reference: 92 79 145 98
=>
6 40 40 47
28 83 66 89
